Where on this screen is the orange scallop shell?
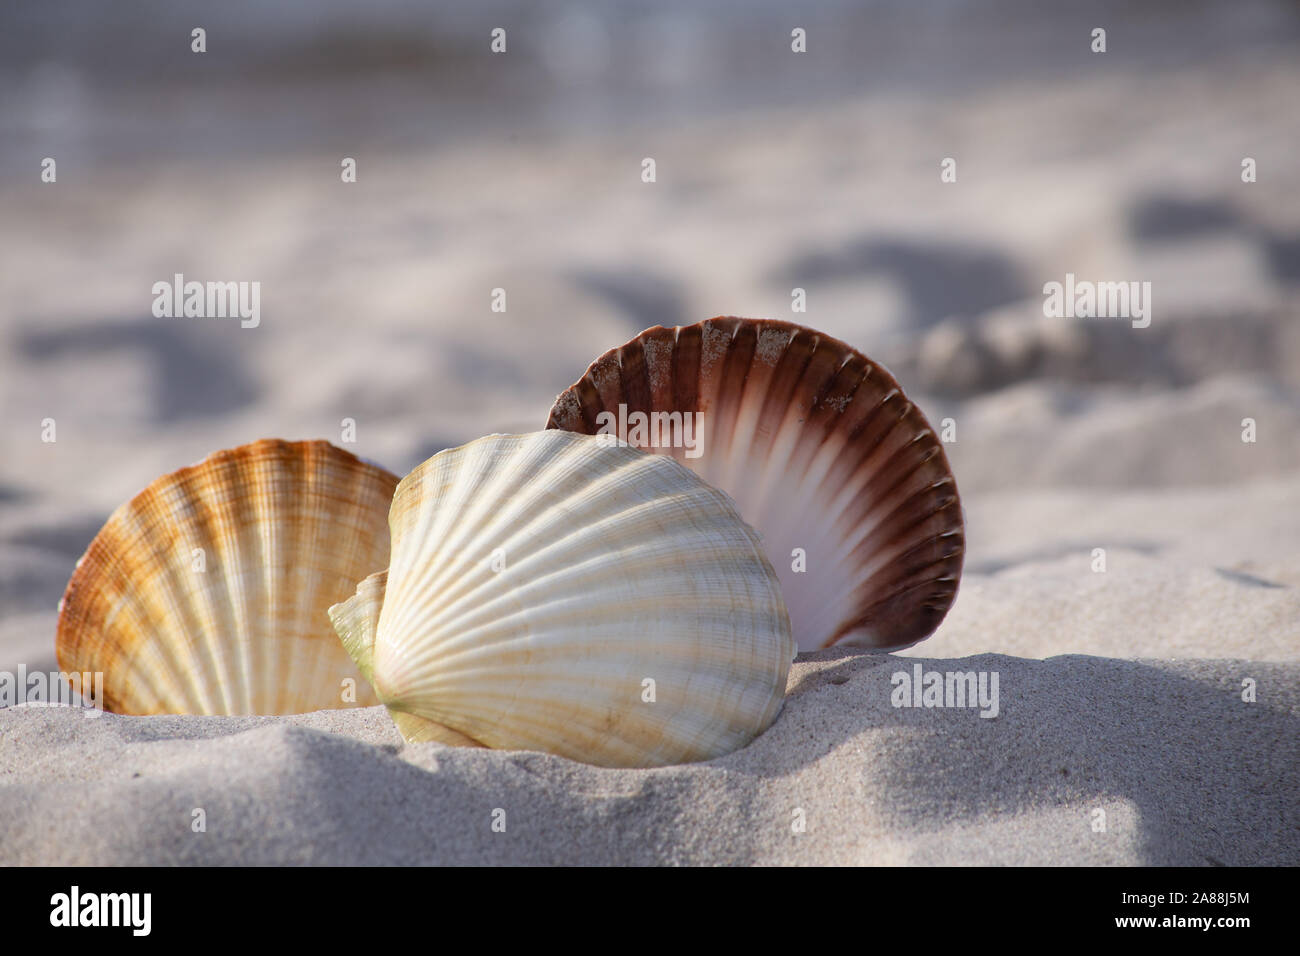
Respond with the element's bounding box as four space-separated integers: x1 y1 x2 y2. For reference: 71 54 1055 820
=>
546 316 964 652
56 439 397 714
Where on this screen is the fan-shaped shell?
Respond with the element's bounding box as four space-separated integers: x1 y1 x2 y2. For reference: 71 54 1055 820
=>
546 316 964 652
56 439 398 715
329 430 794 768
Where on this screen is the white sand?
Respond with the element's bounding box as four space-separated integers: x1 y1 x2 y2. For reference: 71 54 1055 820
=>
2 651 1295 866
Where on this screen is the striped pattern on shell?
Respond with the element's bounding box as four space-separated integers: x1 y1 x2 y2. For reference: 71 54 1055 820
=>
330 430 795 768
56 439 397 715
546 316 964 652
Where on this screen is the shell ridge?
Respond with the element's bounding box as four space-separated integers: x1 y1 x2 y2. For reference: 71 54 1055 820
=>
384 435 552 641
381 434 650 645
392 487 749 649
398 537 782 676
831 472 964 587
733 328 830 520
154 470 232 714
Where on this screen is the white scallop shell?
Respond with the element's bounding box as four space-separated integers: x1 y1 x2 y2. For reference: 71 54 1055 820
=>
330 430 794 768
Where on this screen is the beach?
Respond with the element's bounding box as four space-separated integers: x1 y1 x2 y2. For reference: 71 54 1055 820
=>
1 1 1297 865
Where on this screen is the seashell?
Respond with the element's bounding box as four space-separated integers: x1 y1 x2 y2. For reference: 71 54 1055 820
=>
56 439 398 715
329 430 794 768
546 316 964 652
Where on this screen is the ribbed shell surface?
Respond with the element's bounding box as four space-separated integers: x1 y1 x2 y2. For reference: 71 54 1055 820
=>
364 430 794 768
55 439 396 714
546 317 965 652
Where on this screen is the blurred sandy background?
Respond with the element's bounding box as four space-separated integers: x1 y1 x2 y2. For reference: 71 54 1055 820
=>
1 1 1297 864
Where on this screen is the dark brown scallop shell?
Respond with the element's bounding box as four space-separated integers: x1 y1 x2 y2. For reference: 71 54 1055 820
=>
546 316 964 652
